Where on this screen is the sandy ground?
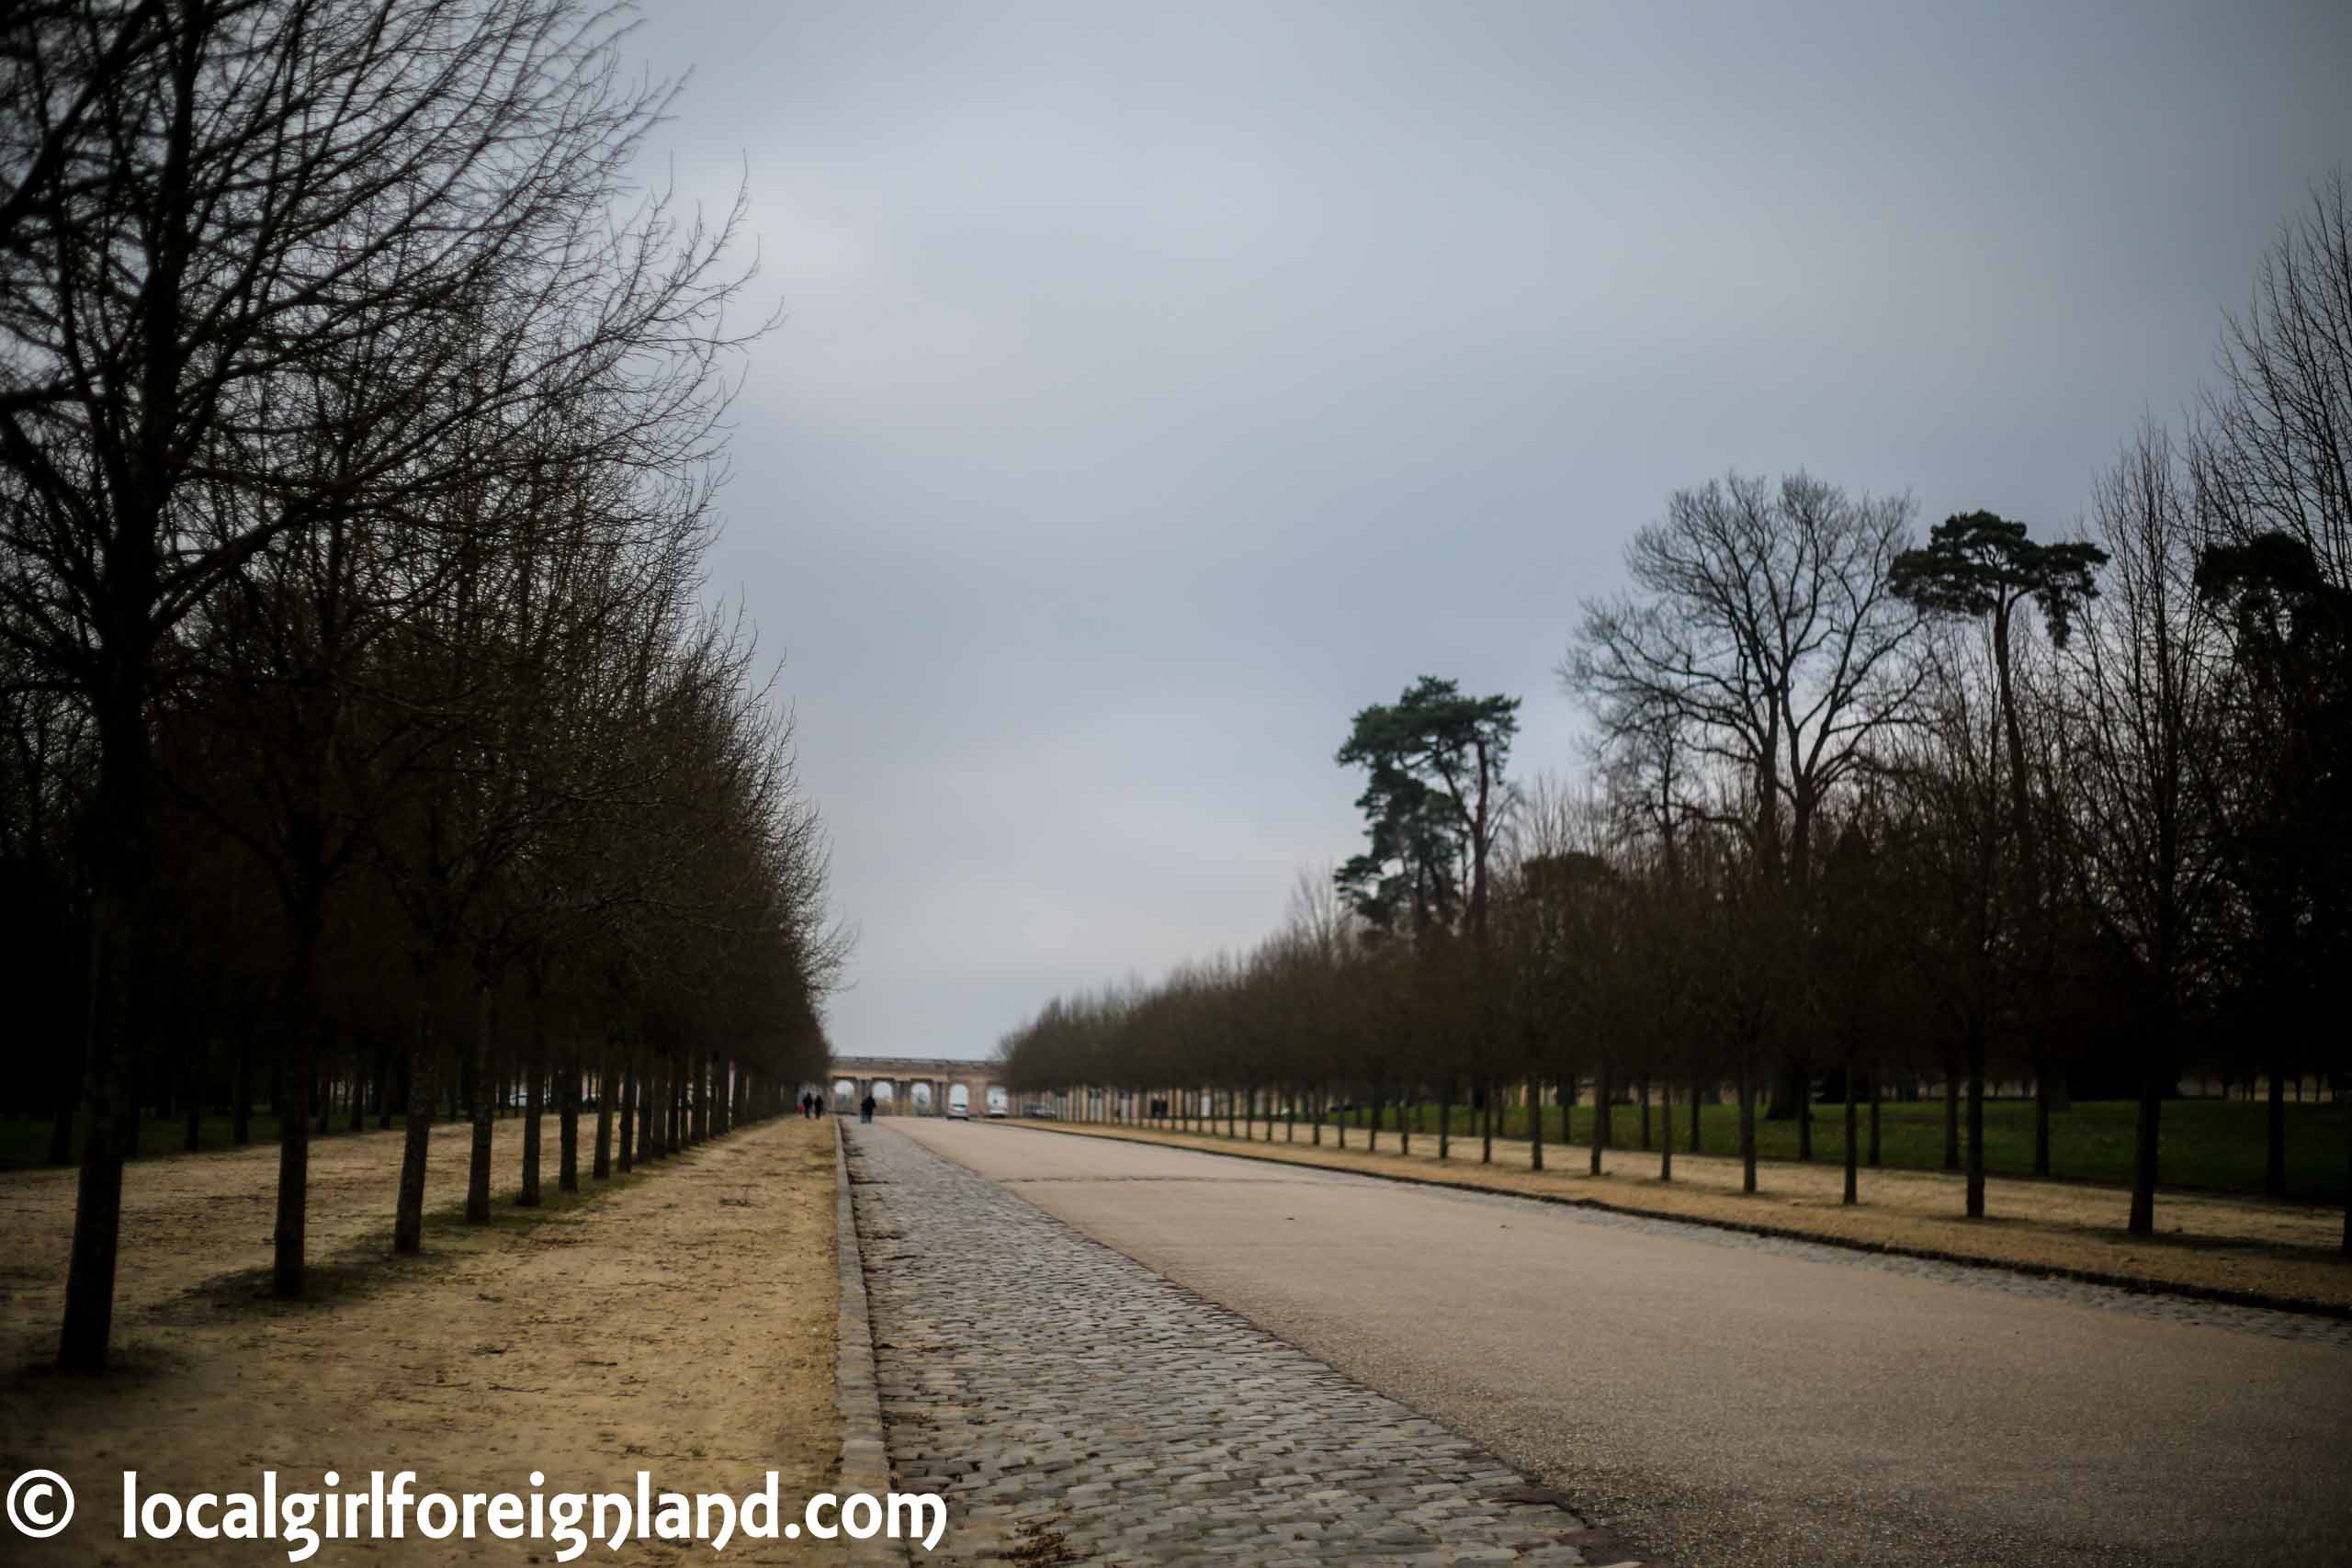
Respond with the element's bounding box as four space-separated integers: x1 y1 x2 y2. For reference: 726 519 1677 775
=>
0 1114 836 1565
908 1120 2352 1568
1016 1116 2352 1309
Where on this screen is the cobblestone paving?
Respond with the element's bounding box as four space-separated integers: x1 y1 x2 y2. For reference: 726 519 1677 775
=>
847 1123 1637 1567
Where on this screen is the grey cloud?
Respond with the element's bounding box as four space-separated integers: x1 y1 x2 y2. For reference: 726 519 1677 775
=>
627 0 2352 1055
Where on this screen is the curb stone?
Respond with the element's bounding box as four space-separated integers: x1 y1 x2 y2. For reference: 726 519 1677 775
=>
834 1120 910 1567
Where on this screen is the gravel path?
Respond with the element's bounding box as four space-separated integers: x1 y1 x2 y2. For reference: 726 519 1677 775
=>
846 1122 1641 1566
899 1120 2352 1568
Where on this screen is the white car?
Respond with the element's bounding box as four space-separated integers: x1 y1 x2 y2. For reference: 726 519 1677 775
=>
945 1100 969 1120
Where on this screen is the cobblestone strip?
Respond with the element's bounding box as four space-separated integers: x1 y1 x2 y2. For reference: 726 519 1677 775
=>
836 1120 910 1567
846 1122 1639 1567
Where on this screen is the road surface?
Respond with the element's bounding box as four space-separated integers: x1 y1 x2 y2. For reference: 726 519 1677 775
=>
892 1119 2352 1568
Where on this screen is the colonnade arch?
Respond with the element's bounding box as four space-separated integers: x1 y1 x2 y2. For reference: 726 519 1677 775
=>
825 1055 1004 1117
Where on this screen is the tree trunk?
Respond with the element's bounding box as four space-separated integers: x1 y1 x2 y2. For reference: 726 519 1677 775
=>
518 1012 546 1208
1529 1075 1544 1172
1842 1052 1859 1206
672 1057 687 1152
1658 1077 1673 1182
652 1059 668 1155
593 1043 615 1181
2266 1062 2287 1200
1942 1069 1961 1171
1690 1076 1701 1152
617 1055 637 1174
1589 1064 1608 1177
1966 1024 1987 1219
658 1058 673 1155
464 986 495 1224
1480 1078 1493 1163
2034 1065 2052 1179
2129 1066 2162 1236
271 925 322 1299
1437 1076 1452 1160
59 876 140 1369
559 1039 581 1193
1638 1076 1651 1151
393 1006 436 1255
641 1058 660 1159
1737 1059 1758 1194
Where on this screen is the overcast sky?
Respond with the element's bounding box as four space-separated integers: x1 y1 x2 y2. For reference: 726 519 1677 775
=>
624 1 2352 1061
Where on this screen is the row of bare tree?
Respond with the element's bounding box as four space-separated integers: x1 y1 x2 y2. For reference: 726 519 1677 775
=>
1001 175 2352 1250
1 0 842 1368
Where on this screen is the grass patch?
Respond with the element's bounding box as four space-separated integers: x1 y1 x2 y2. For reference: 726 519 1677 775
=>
1249 1098 2346 1204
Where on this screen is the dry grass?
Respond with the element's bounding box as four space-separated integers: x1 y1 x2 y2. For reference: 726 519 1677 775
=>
1023 1117 2352 1312
0 1114 838 1564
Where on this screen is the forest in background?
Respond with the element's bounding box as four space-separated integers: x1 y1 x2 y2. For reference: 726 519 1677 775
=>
1002 175 2352 1248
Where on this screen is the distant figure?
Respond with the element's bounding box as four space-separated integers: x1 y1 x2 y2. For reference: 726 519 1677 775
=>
814 1095 825 1117
798 1092 810 1118
860 1093 876 1123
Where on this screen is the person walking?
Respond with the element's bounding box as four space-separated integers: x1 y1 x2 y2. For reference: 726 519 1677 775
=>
860 1092 876 1124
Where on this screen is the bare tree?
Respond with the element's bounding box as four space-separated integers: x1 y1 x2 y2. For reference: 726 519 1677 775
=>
1567 471 1922 892
0 0 761 1358
2207 170 2352 589
1567 472 1921 1131
2064 423 2231 1236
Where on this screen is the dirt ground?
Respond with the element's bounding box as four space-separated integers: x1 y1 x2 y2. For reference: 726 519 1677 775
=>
0 1113 837 1565
1025 1117 2352 1311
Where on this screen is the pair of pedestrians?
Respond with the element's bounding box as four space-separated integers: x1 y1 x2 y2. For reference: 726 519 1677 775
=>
796 1089 876 1121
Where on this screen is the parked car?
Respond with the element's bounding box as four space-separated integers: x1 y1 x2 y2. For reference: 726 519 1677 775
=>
1023 1102 1057 1120
986 1087 1010 1118
946 1084 970 1120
